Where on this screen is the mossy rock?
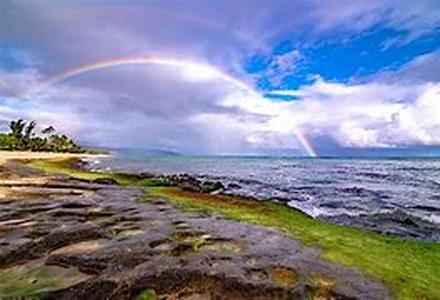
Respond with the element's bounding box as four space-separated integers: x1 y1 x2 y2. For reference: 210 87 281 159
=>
0 259 91 297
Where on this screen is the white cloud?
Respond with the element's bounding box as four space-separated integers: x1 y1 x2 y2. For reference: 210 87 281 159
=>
0 68 41 97
1 1 439 155
2 60 440 154
307 0 440 43
266 79 440 148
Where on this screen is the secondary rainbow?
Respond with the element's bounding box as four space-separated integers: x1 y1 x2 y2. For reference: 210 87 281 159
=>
25 56 253 96
22 56 318 157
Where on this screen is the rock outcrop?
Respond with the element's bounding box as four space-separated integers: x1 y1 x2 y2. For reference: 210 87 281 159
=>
0 161 391 299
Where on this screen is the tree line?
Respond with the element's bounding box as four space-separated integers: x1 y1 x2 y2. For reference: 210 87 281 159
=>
0 119 86 153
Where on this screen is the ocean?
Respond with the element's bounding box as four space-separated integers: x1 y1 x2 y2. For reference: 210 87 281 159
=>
84 152 440 241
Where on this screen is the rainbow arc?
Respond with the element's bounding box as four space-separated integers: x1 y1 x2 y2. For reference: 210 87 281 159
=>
22 56 317 157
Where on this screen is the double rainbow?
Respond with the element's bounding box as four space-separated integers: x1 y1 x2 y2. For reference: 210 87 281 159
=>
23 56 317 157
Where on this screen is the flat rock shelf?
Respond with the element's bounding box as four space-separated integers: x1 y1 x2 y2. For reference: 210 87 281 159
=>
0 161 391 299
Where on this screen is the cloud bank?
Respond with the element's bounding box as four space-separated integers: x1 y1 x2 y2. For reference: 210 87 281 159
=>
0 0 439 155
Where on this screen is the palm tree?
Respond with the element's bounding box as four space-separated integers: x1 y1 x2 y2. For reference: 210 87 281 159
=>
3 118 85 153
24 121 36 139
20 121 37 150
9 119 26 140
42 126 55 135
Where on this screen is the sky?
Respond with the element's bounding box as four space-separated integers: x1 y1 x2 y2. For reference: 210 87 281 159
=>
0 0 440 156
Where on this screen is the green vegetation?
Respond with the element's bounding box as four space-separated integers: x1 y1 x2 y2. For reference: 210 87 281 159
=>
137 289 158 300
28 158 440 299
27 159 158 186
147 187 440 300
0 262 90 297
27 159 185 190
0 119 87 153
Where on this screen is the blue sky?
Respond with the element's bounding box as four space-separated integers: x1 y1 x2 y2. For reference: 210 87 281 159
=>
0 0 440 156
247 26 440 91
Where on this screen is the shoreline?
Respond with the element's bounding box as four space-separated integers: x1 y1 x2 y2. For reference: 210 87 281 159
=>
81 155 440 242
0 150 109 165
1 155 439 298
0 155 392 299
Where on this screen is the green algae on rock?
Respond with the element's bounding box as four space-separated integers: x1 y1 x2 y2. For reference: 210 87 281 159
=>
0 259 91 297
24 157 440 299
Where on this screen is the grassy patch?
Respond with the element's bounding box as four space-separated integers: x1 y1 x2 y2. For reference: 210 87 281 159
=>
148 187 440 300
28 158 170 188
28 159 142 186
137 289 158 300
138 177 167 187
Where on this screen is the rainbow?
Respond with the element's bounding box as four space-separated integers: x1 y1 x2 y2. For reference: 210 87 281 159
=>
22 56 317 157
295 131 317 158
24 56 254 96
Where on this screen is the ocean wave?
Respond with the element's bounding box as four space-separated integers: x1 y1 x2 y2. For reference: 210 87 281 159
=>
85 156 440 241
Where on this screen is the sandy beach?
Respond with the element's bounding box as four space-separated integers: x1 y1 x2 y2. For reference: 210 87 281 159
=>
0 151 106 199
0 151 106 165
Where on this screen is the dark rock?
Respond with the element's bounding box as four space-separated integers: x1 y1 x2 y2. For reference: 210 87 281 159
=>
319 201 344 209
0 162 392 299
138 172 156 179
92 178 119 185
411 205 440 212
324 209 440 241
42 279 118 300
227 183 241 189
402 217 419 227
46 240 158 275
200 181 225 193
271 197 290 204
154 174 226 194
0 224 111 267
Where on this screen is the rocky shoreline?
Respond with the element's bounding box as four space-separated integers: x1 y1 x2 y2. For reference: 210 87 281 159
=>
0 159 395 299
80 159 440 242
